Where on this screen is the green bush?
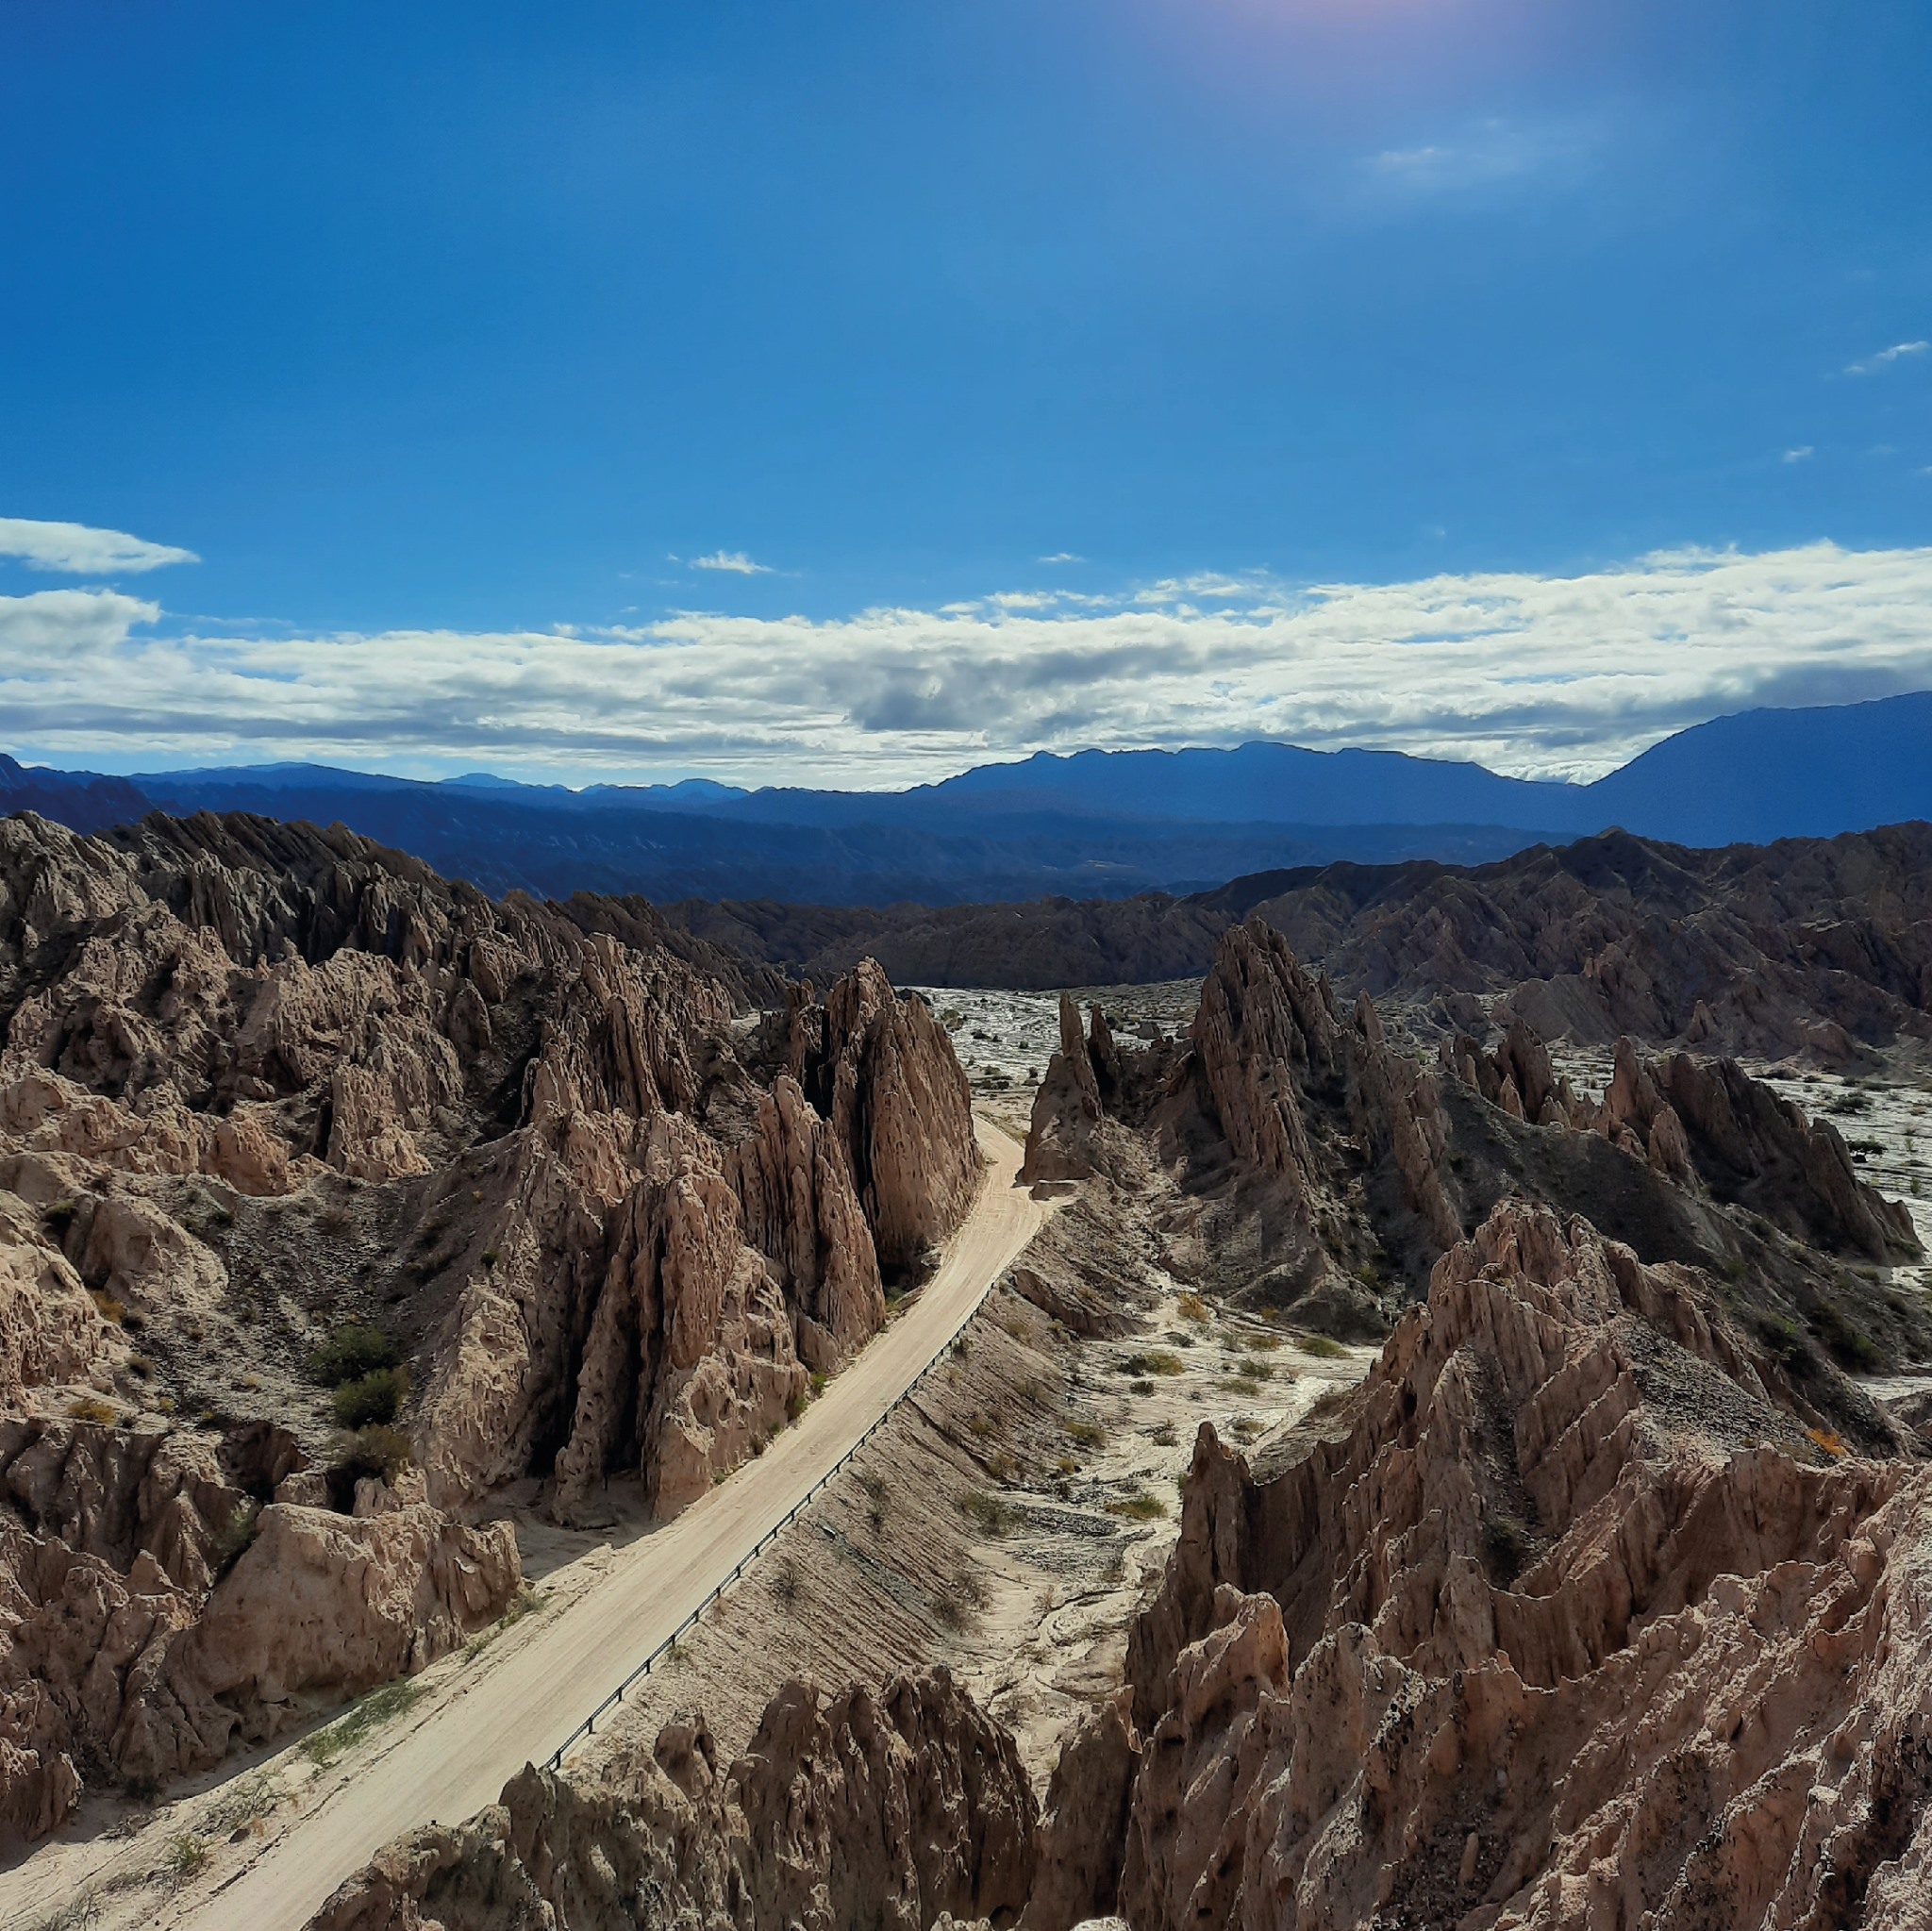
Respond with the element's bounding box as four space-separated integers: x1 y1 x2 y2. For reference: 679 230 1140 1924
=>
210 1498 260 1576
332 1365 409 1429
1809 1302 1881 1373
309 1323 401 1388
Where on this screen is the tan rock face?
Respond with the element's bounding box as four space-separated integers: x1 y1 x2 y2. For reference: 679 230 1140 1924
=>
0 1415 514 1838
807 959 979 1276
1108 1200 1932 1929
308 1666 1038 1931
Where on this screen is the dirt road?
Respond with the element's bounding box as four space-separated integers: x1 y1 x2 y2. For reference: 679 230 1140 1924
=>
136 1118 1040 1930
0 1118 1042 1930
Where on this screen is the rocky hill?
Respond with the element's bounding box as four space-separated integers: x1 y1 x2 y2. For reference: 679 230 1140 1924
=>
302 918 1932 1931
0 810 976 1840
671 824 1932 1074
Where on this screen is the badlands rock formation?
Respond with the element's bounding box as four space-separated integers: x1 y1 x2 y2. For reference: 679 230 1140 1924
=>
0 809 976 1836
1241 823 1932 1064
1101 1202 1932 1928
309 1666 1037 1931
306 1196 1932 1931
1031 920 1926 1371
666 824 1932 1066
1440 1028 1921 1261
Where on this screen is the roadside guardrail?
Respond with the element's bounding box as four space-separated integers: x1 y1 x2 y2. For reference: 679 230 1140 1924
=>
542 1258 1004 1771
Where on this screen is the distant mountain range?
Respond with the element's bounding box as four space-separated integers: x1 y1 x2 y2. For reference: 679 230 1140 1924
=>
4 691 1928 906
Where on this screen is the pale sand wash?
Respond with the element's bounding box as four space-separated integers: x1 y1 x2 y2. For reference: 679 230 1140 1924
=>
0 1119 1045 1931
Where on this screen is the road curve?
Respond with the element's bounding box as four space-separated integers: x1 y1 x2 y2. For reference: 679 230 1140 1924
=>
186 1117 1044 1931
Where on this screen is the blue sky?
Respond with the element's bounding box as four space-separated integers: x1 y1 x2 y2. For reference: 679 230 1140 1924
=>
3 0 1931 785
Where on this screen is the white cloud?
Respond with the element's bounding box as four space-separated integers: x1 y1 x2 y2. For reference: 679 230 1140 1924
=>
1039 552 1084 565
1844 341 1928 376
690 550 771 575
0 518 198 575
6 543 1932 788
1359 117 1599 204
1782 446 1813 463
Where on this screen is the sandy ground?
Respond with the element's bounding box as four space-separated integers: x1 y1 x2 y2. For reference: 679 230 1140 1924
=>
0 1119 1046 1931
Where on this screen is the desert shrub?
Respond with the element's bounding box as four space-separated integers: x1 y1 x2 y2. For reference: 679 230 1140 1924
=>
786 1385 808 1423
986 1449 1017 1482
1807 1425 1847 1457
210 1498 260 1577
300 1681 423 1767
1485 1510 1536 1580
88 1290 125 1326
203 1766 281 1834
66 1395 116 1424
42 1199 78 1237
1809 1302 1881 1372
1751 1311 1809 1371
332 1365 409 1428
165 1833 208 1879
1055 1455 1079 1476
308 1323 400 1388
772 1564 802 1608
956 1488 1015 1537
1176 1291 1208 1323
1108 1489 1167 1521
1296 1333 1347 1359
1150 1420 1177 1446
1064 1417 1105 1448
1142 1350 1186 1376
325 1423 413 1508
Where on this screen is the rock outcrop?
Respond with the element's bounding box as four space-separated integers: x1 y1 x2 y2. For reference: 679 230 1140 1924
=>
0 810 978 1833
0 1438 519 1836
796 959 979 1278
1104 1200 1932 1928
308 1666 1037 1931
1439 1027 1924 1262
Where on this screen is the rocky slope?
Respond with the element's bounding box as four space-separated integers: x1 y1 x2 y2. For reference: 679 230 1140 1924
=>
1027 919 1926 1377
1235 822 1932 1065
1099 1202 1932 1929
308 1666 1036 1931
0 810 977 1839
662 825 1932 1071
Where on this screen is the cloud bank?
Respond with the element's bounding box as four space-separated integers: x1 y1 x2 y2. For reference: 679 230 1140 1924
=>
3 542 1931 788
0 518 199 574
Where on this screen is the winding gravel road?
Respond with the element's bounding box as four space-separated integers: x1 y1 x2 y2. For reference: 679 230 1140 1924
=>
176 1117 1043 1930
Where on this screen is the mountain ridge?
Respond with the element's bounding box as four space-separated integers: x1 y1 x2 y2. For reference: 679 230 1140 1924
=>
5 689 1927 907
